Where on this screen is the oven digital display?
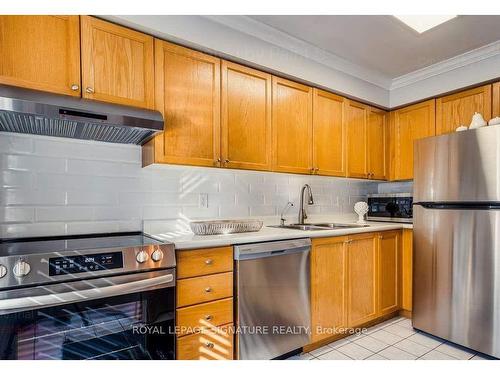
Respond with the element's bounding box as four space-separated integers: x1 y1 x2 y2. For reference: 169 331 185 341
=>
49 252 124 276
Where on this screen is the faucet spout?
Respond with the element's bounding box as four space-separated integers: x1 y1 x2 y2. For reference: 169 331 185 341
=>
298 184 314 224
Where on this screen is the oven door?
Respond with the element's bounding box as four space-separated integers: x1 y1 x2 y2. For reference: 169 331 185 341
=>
0 269 175 360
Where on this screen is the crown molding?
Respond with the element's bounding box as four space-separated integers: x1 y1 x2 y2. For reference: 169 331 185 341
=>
203 15 392 90
391 40 500 90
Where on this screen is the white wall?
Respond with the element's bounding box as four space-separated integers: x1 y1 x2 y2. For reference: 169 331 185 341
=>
0 133 381 238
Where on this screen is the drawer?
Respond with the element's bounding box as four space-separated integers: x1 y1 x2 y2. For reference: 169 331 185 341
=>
176 324 234 360
177 272 233 307
177 247 233 279
177 298 233 337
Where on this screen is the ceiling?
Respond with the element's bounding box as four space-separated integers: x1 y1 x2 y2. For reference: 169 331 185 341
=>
249 15 500 78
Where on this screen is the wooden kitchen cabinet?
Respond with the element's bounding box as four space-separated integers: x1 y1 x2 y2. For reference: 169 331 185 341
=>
389 99 436 180
221 61 272 171
493 82 500 118
176 323 234 360
312 89 346 177
367 107 388 180
378 231 400 315
310 236 347 343
346 232 378 327
145 40 221 167
272 76 313 174
436 84 492 135
401 229 413 313
346 100 387 180
0 15 81 96
80 16 154 109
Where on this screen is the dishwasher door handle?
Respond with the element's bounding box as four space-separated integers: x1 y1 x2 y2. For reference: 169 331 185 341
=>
234 238 311 260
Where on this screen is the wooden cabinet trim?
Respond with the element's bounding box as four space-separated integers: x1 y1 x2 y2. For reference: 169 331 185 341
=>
493 82 500 118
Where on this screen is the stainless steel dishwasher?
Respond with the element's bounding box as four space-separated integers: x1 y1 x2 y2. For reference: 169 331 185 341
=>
234 238 311 360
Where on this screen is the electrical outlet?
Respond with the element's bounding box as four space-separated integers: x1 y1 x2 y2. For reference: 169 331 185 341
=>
199 193 208 208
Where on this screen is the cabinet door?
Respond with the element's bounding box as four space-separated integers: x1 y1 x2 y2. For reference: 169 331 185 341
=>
312 89 346 177
310 237 347 343
436 84 492 135
346 100 368 178
401 229 413 312
367 108 387 180
378 231 400 315
493 82 500 118
154 40 221 167
347 233 378 327
221 61 272 171
272 77 313 174
390 99 436 180
0 16 81 96
80 16 154 109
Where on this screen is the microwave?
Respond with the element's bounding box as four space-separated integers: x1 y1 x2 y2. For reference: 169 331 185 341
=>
367 193 413 223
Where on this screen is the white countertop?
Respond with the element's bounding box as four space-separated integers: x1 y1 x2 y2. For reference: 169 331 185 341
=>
148 218 412 250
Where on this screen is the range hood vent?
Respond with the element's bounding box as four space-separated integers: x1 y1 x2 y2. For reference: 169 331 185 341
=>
0 85 164 145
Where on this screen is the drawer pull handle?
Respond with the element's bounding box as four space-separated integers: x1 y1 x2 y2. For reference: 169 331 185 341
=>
205 287 212 293
205 342 214 348
205 315 213 321
205 259 213 265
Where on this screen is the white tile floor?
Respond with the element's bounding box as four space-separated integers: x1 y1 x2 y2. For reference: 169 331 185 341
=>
287 317 494 360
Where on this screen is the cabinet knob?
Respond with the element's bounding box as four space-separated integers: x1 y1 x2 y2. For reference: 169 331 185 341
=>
70 84 79 91
205 342 214 348
205 259 213 265
205 315 213 321
85 87 95 94
214 158 221 166
205 287 212 293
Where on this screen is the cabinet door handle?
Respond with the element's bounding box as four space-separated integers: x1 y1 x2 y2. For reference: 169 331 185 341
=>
85 87 95 94
205 342 214 348
205 287 212 293
70 84 79 91
205 315 213 321
214 158 221 166
205 259 213 265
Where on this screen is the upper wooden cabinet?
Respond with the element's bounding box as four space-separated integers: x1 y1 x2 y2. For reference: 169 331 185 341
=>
80 16 154 109
346 232 378 327
493 82 500 118
310 236 347 344
367 107 388 180
312 89 346 177
436 84 492 135
150 40 221 167
346 100 368 178
378 231 400 316
346 100 387 180
272 77 313 174
221 61 272 171
389 99 436 181
0 16 81 96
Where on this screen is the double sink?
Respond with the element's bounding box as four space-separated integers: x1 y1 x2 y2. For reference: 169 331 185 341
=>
268 222 370 231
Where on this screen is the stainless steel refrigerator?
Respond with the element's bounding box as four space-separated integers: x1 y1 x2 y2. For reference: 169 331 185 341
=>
413 125 500 358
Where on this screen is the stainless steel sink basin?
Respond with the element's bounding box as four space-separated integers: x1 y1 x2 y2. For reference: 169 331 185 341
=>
268 222 370 231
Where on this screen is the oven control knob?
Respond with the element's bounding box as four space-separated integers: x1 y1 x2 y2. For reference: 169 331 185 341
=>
0 265 7 279
136 251 149 264
151 249 164 262
13 261 31 278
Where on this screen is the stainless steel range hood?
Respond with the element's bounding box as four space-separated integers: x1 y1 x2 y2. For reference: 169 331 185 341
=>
0 85 164 145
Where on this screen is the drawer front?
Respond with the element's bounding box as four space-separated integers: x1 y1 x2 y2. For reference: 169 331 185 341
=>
177 272 233 307
176 324 234 360
177 247 233 279
177 298 233 337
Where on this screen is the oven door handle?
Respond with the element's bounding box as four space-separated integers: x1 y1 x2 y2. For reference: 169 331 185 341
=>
0 271 175 315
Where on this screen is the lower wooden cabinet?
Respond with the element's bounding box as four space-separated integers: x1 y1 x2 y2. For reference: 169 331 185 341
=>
176 298 233 337
401 229 413 312
378 231 400 315
310 230 402 345
176 323 234 360
346 232 378 327
310 236 347 343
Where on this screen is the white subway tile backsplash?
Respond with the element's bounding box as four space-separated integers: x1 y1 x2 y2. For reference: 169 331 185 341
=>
0 132 408 238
